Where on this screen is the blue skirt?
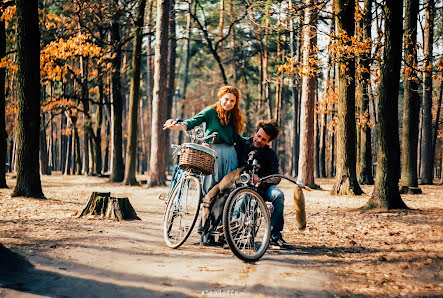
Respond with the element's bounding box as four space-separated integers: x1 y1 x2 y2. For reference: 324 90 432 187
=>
202 144 238 196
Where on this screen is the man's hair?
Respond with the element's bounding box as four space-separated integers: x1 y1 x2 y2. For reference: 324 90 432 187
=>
255 119 281 142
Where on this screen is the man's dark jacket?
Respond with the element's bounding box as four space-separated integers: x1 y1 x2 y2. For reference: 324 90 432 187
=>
235 137 280 194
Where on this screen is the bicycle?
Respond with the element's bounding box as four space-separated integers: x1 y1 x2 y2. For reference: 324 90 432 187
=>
163 121 217 249
162 120 299 262
221 163 309 262
220 154 272 262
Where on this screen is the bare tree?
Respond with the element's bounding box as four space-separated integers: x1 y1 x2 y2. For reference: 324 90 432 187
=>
12 0 44 198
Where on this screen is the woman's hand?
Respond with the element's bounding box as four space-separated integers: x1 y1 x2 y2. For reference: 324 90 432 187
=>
202 143 211 148
163 119 184 130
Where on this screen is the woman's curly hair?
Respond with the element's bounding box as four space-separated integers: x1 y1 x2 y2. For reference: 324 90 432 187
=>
211 86 245 133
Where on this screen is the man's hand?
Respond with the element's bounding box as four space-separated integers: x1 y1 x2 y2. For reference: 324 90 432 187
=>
264 176 282 185
252 174 261 186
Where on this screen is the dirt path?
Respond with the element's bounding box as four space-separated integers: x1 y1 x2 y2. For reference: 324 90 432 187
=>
0 173 442 297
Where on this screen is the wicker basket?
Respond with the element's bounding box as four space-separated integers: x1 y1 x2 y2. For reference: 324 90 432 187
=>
178 144 216 175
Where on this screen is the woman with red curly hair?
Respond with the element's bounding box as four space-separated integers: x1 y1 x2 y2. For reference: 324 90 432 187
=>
164 85 245 195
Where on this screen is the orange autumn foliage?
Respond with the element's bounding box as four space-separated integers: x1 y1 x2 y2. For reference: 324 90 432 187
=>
41 33 110 83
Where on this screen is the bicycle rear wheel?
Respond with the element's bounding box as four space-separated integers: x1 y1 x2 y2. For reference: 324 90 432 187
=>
222 187 271 262
163 175 201 248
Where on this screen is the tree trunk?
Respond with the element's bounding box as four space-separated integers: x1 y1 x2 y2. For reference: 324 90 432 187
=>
178 0 192 145
229 0 236 82
64 118 71 175
263 19 271 119
289 0 300 178
88 135 96 176
124 0 147 186
49 113 54 172
330 117 336 177
400 0 421 194
10 136 16 173
357 0 374 185
319 112 327 177
362 0 408 210
79 192 140 221
329 12 337 178
145 0 154 169
12 0 44 198
219 0 224 40
0 19 7 188
441 143 443 185
149 0 170 186
94 73 104 176
60 113 66 173
72 116 82 175
314 108 320 178
109 15 124 182
331 0 362 195
273 8 283 154
419 0 435 184
432 79 442 166
40 116 50 175
104 118 111 174
275 9 282 125
166 0 177 171
258 50 264 110
297 0 317 188
322 10 336 178
80 56 90 175
138 93 145 174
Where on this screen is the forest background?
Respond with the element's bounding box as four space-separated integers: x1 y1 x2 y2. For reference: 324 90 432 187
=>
0 0 442 207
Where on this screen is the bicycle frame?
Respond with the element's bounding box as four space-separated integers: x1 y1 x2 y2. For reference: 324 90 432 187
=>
168 168 204 211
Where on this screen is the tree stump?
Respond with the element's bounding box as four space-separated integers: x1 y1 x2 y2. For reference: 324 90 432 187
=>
79 192 140 221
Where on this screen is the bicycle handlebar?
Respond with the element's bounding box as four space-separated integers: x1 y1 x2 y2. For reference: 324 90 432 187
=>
167 118 218 144
261 174 312 191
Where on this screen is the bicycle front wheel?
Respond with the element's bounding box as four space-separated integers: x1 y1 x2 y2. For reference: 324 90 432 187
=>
163 175 201 248
222 187 271 262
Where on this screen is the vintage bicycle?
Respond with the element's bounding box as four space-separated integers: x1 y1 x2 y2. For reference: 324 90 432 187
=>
162 121 217 249
162 120 279 262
